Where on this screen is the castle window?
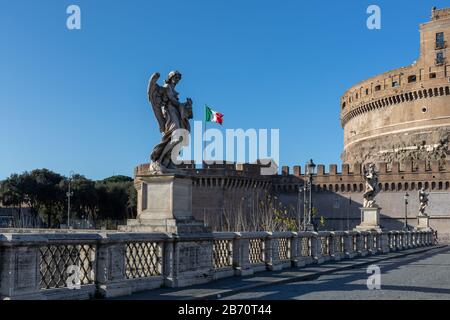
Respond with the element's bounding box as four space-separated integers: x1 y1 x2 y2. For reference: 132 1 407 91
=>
436 52 445 65
408 75 417 83
392 81 399 87
374 85 381 91
366 88 369 95
436 32 445 49
342 102 346 109
429 72 437 79
422 107 428 113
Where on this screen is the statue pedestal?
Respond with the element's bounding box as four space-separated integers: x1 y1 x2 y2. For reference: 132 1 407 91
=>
415 215 431 231
354 207 382 232
119 174 209 233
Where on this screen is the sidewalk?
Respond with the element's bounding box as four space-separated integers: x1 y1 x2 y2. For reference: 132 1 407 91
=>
112 245 447 300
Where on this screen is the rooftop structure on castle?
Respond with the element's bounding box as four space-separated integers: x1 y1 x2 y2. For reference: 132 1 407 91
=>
340 7 450 167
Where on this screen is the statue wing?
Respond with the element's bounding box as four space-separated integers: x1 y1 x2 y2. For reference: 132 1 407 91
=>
148 72 166 133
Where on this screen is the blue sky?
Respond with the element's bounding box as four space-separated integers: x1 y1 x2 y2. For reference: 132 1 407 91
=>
1 0 447 179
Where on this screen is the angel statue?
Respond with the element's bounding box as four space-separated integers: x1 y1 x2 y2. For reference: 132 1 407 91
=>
418 188 429 216
147 71 193 174
362 163 379 208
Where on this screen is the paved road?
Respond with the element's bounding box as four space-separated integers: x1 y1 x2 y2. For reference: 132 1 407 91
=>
222 246 450 300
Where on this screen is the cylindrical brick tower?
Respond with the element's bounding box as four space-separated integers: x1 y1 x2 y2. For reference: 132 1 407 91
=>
341 7 450 169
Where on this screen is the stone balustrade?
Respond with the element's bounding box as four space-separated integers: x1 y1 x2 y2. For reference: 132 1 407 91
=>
0 229 436 300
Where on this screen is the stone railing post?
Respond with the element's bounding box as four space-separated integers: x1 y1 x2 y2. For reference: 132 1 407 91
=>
290 232 300 267
397 231 403 250
428 231 434 245
0 234 42 299
232 233 252 276
311 232 324 264
374 231 381 253
380 232 390 253
406 231 412 248
95 235 127 297
265 232 282 271
358 231 369 257
418 231 424 246
396 231 402 250
163 236 175 286
344 231 355 259
388 231 396 251
367 232 375 255
328 232 336 260
171 233 214 288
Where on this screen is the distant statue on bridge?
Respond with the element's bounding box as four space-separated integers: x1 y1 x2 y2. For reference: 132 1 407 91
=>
147 71 193 174
362 163 379 208
419 188 429 216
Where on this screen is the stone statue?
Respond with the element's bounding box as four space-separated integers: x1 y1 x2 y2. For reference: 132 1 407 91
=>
419 188 429 216
362 163 379 208
147 71 193 174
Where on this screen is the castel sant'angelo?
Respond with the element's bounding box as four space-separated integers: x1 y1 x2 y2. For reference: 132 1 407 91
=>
135 7 450 241
341 7 450 168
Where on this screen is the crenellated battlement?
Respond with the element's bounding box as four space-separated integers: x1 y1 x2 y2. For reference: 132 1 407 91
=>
432 7 450 21
283 160 450 177
135 160 450 193
274 160 450 194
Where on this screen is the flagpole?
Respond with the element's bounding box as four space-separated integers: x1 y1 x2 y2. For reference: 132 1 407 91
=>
203 105 207 168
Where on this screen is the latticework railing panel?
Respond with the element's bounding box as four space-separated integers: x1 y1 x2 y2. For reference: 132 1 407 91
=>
334 236 343 253
320 236 329 255
352 235 358 251
372 235 378 250
278 238 290 261
300 237 311 257
125 241 162 279
213 239 233 269
249 238 264 264
39 244 96 290
363 235 369 250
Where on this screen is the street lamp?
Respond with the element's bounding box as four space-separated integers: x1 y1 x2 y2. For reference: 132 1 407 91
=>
66 171 74 229
404 192 409 231
297 186 302 230
303 159 316 231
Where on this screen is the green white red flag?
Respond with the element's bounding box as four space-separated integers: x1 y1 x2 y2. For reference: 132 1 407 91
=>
205 105 223 125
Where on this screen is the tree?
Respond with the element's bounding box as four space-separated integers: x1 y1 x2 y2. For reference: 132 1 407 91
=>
28 169 65 227
95 176 136 221
60 174 98 222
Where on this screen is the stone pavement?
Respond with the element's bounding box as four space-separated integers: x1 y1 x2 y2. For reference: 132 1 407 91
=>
224 245 450 300
112 245 448 300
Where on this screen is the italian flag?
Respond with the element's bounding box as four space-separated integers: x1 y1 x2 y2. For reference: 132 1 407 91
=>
205 105 223 125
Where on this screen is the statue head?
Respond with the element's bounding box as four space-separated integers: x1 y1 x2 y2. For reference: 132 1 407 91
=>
165 70 182 86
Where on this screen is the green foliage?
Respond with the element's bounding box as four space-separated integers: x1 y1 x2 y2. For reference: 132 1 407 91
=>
0 171 137 228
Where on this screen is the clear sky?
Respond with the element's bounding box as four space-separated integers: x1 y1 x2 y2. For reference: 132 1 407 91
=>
1 0 447 180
